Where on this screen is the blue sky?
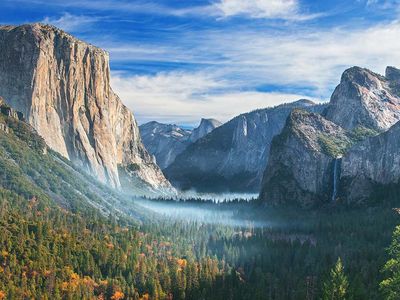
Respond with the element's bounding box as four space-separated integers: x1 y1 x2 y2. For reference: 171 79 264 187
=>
1 0 400 125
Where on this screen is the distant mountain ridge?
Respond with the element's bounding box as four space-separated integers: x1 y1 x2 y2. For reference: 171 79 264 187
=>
140 118 221 169
165 99 326 192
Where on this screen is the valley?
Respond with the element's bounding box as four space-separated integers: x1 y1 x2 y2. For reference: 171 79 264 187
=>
1 20 400 300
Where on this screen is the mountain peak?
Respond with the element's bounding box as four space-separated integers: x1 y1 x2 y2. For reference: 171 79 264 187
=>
385 66 400 81
189 118 222 143
199 118 222 129
340 66 385 88
324 66 400 131
290 99 316 106
139 121 192 169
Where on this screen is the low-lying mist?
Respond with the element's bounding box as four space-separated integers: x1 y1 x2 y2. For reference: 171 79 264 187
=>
176 191 258 202
133 196 271 228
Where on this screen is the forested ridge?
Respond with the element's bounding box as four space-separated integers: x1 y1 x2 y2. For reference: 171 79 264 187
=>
1 113 400 299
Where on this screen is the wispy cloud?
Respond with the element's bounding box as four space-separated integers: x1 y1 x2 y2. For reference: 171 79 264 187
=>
104 19 400 125
103 20 400 95
110 71 316 125
8 0 400 125
42 13 99 32
366 0 400 7
211 0 323 21
10 0 324 21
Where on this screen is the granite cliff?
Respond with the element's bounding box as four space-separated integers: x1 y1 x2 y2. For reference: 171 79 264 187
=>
165 100 326 192
0 23 171 193
324 66 400 131
260 66 400 206
259 109 351 207
340 121 400 202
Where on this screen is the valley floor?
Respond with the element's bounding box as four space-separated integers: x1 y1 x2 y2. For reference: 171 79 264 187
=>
125 197 399 300
1 165 399 299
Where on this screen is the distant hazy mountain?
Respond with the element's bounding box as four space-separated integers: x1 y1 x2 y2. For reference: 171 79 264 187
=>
164 100 326 193
140 118 221 169
189 118 222 143
139 122 192 170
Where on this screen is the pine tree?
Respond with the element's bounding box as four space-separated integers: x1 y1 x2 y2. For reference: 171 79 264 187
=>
380 225 400 300
323 257 349 300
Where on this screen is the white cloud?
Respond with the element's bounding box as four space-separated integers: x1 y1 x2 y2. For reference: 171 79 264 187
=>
42 13 99 32
212 0 315 20
102 21 400 98
14 0 324 21
110 71 314 125
211 20 400 94
105 20 400 125
30 2 400 125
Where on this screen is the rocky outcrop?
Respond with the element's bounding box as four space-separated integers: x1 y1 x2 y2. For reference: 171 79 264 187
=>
165 100 326 192
0 97 24 121
324 66 400 131
0 23 171 193
259 109 351 207
340 121 400 202
140 118 221 169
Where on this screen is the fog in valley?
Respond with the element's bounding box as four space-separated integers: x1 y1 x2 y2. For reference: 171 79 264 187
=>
132 195 272 228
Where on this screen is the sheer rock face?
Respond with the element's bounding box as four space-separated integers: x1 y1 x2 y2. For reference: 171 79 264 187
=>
340 121 400 202
324 66 400 131
0 23 171 191
165 100 326 192
140 118 221 170
260 66 400 206
259 110 350 207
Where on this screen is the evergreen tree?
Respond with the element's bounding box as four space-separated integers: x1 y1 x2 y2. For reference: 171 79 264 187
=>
323 258 349 300
381 225 400 300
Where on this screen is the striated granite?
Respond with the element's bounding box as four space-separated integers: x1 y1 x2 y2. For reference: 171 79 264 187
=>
165 100 326 192
0 23 171 192
259 66 400 207
324 66 400 131
340 121 400 202
259 109 351 207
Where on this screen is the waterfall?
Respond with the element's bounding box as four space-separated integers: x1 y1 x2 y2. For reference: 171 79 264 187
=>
332 158 342 202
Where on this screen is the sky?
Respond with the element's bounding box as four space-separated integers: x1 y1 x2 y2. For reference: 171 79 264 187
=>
1 0 400 126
